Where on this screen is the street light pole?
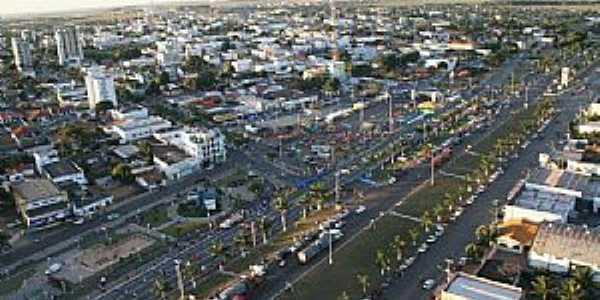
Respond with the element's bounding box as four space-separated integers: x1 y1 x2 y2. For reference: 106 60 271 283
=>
335 171 340 205
175 260 184 300
329 230 333 265
430 149 435 186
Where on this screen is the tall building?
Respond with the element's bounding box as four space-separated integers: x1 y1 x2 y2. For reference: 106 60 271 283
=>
11 37 35 77
85 67 117 112
55 26 84 66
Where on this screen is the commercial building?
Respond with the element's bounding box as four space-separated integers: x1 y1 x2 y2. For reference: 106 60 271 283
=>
110 107 172 142
529 222 600 282
496 219 540 254
503 189 575 224
11 179 70 227
11 37 35 77
152 127 226 180
55 26 84 66
41 160 88 186
441 272 523 300
85 67 118 113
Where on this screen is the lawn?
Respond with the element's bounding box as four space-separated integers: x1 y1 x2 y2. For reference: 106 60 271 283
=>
133 206 171 229
396 176 465 217
280 217 418 300
159 220 208 238
189 273 234 299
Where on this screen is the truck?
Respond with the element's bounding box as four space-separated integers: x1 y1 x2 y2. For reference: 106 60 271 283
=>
297 231 342 264
219 213 244 229
432 147 453 167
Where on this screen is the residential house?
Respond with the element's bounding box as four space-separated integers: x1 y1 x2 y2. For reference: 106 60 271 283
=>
11 179 70 227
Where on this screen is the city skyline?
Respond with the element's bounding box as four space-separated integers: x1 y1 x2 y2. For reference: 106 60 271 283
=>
0 0 204 16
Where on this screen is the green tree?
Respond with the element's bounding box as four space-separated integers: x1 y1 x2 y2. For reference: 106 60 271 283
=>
531 275 551 300
209 241 226 262
111 163 133 183
559 279 583 300
309 183 326 211
337 291 350 300
421 211 433 233
465 242 483 261
259 217 272 244
375 249 390 276
409 227 420 246
274 196 289 232
356 273 370 296
153 275 171 300
139 142 154 163
573 266 594 292
391 235 406 263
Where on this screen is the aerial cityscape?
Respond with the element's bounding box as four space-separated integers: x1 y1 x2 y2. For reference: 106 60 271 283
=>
0 0 599 300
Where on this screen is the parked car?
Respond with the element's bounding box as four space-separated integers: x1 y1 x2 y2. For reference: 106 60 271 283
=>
422 279 436 290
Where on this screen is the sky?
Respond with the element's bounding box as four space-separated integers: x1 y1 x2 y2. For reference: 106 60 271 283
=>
1 0 197 16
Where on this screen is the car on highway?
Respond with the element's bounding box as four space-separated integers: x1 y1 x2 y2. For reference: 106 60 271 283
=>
426 235 437 243
417 243 428 253
73 218 85 225
355 205 366 214
422 279 436 290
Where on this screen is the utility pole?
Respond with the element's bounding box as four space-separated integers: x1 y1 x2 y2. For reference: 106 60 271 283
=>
335 171 340 205
329 230 333 265
251 221 257 247
279 137 283 159
524 85 529 109
430 148 435 186
175 260 184 300
388 90 393 133
511 71 515 95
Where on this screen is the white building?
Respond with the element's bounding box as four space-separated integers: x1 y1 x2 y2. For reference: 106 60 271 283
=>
112 117 172 143
11 179 70 228
441 272 523 300
152 127 226 180
328 60 346 80
55 26 84 66
232 59 253 73
156 39 181 66
11 37 35 76
529 222 600 282
85 67 118 112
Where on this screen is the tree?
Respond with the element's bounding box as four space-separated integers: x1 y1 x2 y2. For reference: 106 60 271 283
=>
153 275 171 300
375 249 390 276
433 204 446 223
559 279 583 300
391 235 406 263
159 71 170 85
259 217 272 244
95 101 114 113
274 196 289 232
531 275 551 300
209 241 225 262
139 142 154 163
573 266 594 292
356 273 370 296
421 211 433 233
299 195 310 219
337 291 350 300
309 183 326 211
475 225 497 248
465 243 483 261
233 228 250 254
322 77 341 93
111 163 133 183
409 228 420 246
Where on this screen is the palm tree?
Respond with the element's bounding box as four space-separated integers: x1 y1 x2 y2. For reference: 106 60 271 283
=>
299 195 310 219
573 266 594 292
209 241 225 261
337 291 350 300
181 260 198 290
259 217 272 244
375 249 390 276
465 242 482 262
356 273 370 296
559 279 583 300
531 275 551 300
309 183 326 211
391 235 406 263
409 228 420 246
274 196 289 232
421 211 433 233
153 275 171 300
475 224 497 248
433 204 446 223
233 228 250 254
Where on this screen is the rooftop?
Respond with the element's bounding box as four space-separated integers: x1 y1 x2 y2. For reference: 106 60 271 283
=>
527 168 589 193
532 222 600 267
497 219 540 246
513 189 575 218
153 144 192 165
43 160 81 178
444 272 523 300
11 179 63 202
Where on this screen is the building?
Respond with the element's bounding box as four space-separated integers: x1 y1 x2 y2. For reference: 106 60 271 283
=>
156 39 181 66
529 222 600 281
11 179 70 227
152 127 226 180
441 272 523 300
41 160 88 186
55 26 84 66
503 189 575 224
11 37 35 77
496 219 540 254
65 185 112 217
86 67 118 113
110 107 172 142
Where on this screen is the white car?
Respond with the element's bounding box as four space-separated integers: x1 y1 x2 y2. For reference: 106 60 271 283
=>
417 243 428 253
422 279 436 290
45 263 62 275
405 256 416 266
73 218 85 225
355 205 367 214
465 196 475 205
426 235 437 243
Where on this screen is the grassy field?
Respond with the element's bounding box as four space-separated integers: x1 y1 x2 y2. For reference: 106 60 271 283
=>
280 217 418 300
160 220 208 238
396 176 465 217
133 206 171 229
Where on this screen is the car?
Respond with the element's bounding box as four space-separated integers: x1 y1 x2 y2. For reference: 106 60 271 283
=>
73 218 84 225
107 213 120 221
435 229 444 237
422 279 436 290
355 205 367 214
45 263 62 275
404 256 416 266
417 243 428 253
426 235 437 243
278 259 286 268
398 263 408 272
465 196 475 205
